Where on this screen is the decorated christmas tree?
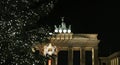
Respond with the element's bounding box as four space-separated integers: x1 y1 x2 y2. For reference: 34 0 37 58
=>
0 0 57 65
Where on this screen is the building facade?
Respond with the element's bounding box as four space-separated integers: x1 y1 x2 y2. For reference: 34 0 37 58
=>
99 51 120 65
33 19 120 65
48 21 100 65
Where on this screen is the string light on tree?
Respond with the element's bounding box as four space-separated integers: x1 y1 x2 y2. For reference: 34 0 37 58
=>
0 0 57 65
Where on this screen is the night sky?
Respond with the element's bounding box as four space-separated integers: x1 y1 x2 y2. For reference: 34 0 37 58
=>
37 0 120 57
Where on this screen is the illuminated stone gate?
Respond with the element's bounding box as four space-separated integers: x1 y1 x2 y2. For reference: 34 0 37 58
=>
49 21 100 65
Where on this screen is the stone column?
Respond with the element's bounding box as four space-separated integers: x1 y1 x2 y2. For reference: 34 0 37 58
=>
113 59 114 65
92 47 98 65
80 47 85 65
110 60 112 65
68 47 73 65
115 58 117 65
116 58 119 65
112 59 114 65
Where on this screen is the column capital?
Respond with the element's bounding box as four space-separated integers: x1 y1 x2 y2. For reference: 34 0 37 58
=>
93 46 98 49
80 47 86 49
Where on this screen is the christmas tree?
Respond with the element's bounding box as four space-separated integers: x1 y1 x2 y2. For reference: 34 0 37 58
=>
0 0 57 65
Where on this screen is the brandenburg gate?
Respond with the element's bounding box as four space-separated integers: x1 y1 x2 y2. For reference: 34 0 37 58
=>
48 21 100 65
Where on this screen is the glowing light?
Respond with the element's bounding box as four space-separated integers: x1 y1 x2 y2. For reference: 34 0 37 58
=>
54 21 72 33
68 29 71 33
33 63 35 65
32 48 35 52
48 59 51 65
63 29 67 33
49 33 53 35
46 44 54 55
55 29 58 33
44 43 56 56
59 29 62 33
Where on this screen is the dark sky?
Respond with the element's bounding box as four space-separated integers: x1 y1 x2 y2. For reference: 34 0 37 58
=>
38 0 120 57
